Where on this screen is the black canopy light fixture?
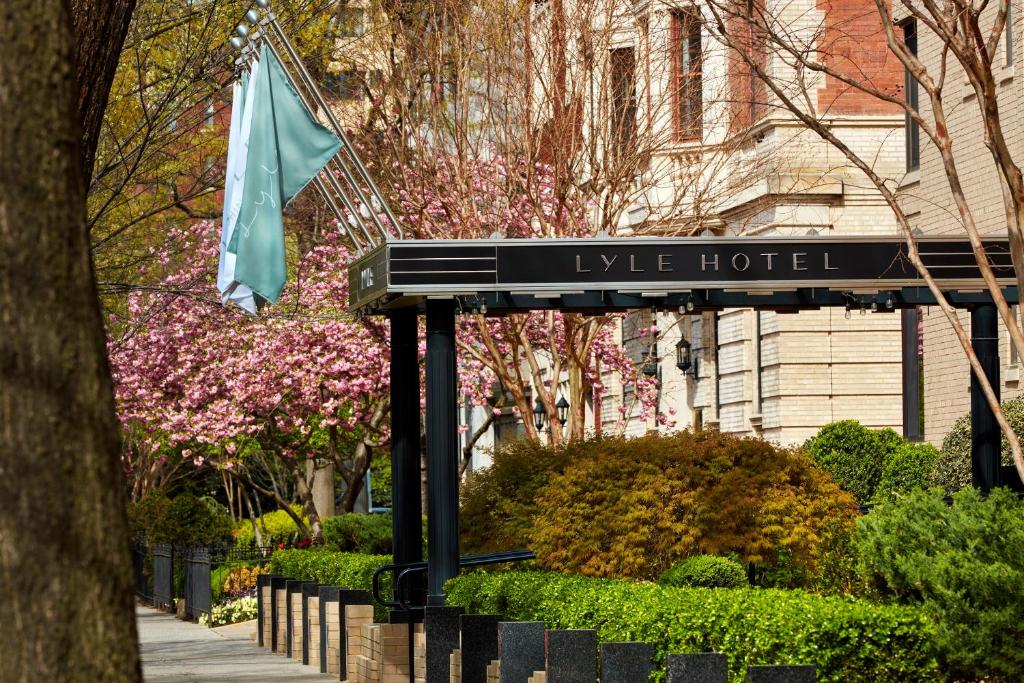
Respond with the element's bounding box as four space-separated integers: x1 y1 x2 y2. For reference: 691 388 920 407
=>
675 338 692 372
556 396 570 425
532 396 546 431
640 348 659 377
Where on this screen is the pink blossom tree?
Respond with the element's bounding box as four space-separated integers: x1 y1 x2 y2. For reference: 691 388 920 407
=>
109 220 392 539
396 155 663 447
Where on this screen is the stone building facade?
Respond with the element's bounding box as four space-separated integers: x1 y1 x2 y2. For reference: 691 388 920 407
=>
575 0 911 444
894 2 1023 445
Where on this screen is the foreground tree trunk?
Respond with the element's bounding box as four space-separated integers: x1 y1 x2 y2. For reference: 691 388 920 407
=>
0 0 140 679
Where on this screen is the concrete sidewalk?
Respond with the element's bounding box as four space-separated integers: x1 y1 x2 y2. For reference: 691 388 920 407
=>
138 605 335 682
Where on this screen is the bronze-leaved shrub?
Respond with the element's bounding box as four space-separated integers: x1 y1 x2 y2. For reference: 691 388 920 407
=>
529 431 857 580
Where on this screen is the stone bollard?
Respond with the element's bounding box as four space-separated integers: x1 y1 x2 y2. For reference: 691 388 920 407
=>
745 665 816 683
459 614 503 683
316 587 340 674
300 582 319 665
498 622 546 683
256 574 272 648
547 630 597 683
285 580 304 659
270 576 288 654
666 653 728 683
425 605 465 683
600 643 653 683
339 589 375 678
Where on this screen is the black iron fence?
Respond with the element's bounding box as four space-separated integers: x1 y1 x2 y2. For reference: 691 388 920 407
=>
183 548 212 620
134 541 272 622
152 544 174 609
132 542 151 602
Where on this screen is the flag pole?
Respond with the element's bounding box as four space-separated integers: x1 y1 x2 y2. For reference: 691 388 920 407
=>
231 14 373 254
259 7 405 240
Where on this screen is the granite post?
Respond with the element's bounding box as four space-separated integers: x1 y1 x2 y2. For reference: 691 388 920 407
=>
746 665 816 683
666 653 728 683
497 621 546 683
338 588 374 678
270 576 288 654
460 614 503 683
425 605 464 683
300 582 319 665
547 629 597 683
601 642 653 683
285 580 304 659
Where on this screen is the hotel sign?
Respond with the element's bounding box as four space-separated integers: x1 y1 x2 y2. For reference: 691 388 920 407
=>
349 236 1015 312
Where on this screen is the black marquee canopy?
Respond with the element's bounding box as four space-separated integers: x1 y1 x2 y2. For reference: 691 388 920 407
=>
349 235 1018 313
352 234 1019 613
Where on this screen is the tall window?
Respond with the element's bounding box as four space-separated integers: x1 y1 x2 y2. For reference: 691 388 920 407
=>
609 47 637 159
672 8 703 140
903 19 920 171
1007 1 1015 67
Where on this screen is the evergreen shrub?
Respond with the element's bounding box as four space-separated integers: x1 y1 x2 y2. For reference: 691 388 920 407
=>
528 431 856 580
856 488 1024 681
129 490 234 546
322 512 393 554
657 555 746 589
936 397 1021 492
445 571 939 682
874 442 939 502
804 421 900 504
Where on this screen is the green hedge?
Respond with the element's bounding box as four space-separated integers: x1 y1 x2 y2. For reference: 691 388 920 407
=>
445 571 939 683
269 550 392 620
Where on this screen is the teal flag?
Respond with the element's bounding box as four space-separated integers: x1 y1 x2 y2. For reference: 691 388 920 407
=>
228 44 340 303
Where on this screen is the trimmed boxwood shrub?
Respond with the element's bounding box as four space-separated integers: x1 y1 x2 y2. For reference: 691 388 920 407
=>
445 571 939 682
658 555 747 589
804 421 901 504
322 513 394 554
232 506 307 547
269 550 392 620
856 488 1024 681
529 431 856 581
936 398 1020 492
874 442 939 502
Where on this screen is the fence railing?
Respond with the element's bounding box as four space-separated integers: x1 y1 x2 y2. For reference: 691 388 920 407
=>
134 541 273 622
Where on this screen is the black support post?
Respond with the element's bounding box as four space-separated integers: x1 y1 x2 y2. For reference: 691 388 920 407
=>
901 307 923 441
970 304 1001 492
425 299 460 605
390 308 423 603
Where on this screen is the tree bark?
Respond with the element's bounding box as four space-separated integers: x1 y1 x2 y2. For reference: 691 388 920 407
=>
0 0 140 679
310 460 336 521
70 0 138 183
